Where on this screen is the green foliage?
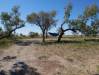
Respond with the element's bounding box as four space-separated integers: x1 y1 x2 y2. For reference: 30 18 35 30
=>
0 6 25 39
0 12 12 32
17 34 27 39
29 32 39 38
57 3 73 42
70 4 99 36
64 3 72 22
27 11 56 30
84 4 99 18
27 11 56 42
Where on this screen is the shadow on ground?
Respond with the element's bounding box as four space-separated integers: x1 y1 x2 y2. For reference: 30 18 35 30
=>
15 40 33 46
0 62 40 75
43 40 83 45
84 38 99 42
15 40 82 46
15 40 42 46
14 38 99 46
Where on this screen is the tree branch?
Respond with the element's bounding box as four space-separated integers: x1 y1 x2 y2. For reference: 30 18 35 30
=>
64 28 80 32
0 25 24 39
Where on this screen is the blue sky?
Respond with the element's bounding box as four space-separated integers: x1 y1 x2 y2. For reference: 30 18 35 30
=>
0 0 99 35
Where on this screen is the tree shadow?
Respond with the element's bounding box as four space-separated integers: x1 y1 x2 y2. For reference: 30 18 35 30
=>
93 74 99 75
0 62 40 75
42 40 83 45
84 38 99 42
2 56 17 61
14 38 99 46
15 40 42 46
15 40 33 46
41 38 99 45
14 39 84 46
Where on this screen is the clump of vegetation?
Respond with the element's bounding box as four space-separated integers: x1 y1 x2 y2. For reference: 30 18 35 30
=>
29 32 39 38
0 38 13 48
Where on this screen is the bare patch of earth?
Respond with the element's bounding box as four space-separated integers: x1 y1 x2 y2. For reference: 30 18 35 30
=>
0 40 99 75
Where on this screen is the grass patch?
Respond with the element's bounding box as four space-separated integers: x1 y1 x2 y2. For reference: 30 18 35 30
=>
0 38 13 49
96 65 99 74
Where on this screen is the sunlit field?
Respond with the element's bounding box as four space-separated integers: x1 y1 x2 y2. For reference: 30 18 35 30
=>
0 36 99 75
0 0 99 75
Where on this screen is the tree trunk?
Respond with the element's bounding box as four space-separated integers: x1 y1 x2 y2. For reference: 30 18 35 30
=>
42 31 45 43
45 30 48 38
57 32 64 42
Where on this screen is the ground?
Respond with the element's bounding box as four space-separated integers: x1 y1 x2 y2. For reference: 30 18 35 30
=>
0 38 99 75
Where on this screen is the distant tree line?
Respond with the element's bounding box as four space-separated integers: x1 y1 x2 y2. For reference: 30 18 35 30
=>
0 3 99 43
29 32 39 38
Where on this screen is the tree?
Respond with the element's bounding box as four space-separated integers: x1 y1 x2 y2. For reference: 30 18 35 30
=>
57 3 78 42
83 4 99 36
58 3 99 42
0 6 25 39
45 10 56 38
27 11 56 43
72 4 99 36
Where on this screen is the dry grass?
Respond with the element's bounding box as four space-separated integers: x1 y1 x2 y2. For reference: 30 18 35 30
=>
32 37 99 75
0 36 99 75
0 38 13 48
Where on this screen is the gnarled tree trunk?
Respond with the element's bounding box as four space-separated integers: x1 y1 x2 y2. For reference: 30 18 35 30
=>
57 28 64 42
57 28 79 42
57 32 64 42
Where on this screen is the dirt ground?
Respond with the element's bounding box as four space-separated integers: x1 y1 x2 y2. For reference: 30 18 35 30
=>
0 39 99 75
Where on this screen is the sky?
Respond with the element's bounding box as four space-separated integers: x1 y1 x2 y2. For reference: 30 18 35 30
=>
0 0 99 35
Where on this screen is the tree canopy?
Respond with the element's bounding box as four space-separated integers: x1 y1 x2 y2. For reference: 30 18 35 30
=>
0 6 25 39
27 11 56 42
